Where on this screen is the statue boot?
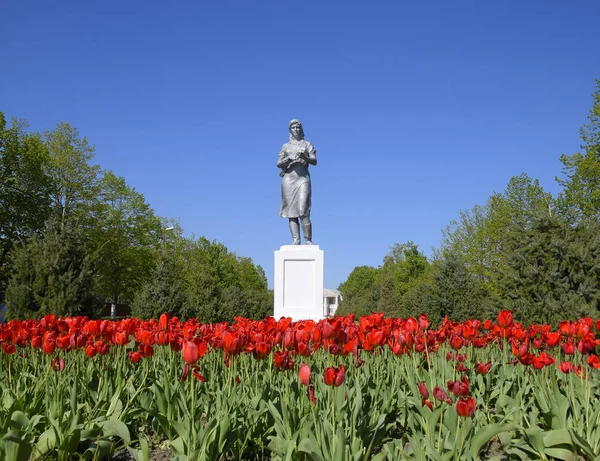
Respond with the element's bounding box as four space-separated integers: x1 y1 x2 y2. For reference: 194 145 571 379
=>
301 218 313 245
289 219 301 245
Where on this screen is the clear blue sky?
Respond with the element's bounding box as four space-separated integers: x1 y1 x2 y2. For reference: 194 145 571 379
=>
2 1 599 289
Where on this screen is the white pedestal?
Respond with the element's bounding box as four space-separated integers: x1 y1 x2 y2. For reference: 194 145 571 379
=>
274 245 324 322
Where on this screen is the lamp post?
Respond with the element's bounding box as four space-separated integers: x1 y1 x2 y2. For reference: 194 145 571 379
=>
162 226 175 256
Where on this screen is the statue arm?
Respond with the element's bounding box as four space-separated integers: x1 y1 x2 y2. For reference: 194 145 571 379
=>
277 149 290 169
277 151 290 168
306 143 317 166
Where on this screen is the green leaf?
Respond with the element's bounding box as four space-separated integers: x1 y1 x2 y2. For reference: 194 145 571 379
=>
34 428 57 457
3 437 32 461
100 419 131 443
268 436 295 456
298 437 324 461
524 425 545 456
544 447 577 461
8 412 28 431
469 423 517 456
568 428 598 459
543 429 573 448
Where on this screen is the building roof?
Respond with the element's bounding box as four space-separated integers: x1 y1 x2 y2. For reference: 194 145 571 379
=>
324 288 341 297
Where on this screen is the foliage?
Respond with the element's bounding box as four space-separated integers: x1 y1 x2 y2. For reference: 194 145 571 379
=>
130 253 187 320
91 171 162 305
44 122 101 224
181 237 272 322
4 219 97 319
0 113 52 293
557 79 600 222
131 235 272 322
440 173 553 296
336 266 381 317
336 243 429 319
495 211 600 325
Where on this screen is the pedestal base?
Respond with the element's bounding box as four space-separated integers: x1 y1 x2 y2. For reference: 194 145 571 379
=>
274 245 324 321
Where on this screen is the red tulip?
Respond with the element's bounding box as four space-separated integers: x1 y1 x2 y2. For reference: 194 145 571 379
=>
562 340 575 355
31 336 42 349
322 321 333 339
433 386 450 403
418 314 430 330
299 363 311 386
307 383 316 404
51 357 65 372
456 363 470 372
475 362 492 375
253 341 271 360
223 332 242 355
128 351 143 363
180 364 190 381
543 332 561 347
182 340 199 364
418 381 429 399
42 340 56 355
497 310 513 328
141 344 154 357
297 341 312 357
588 354 600 369
2 343 16 354
421 398 433 410
559 361 575 373
448 375 470 397
284 329 295 349
274 351 294 371
449 336 464 351
323 364 345 387
577 335 597 354
85 345 97 358
159 313 169 331
114 331 129 346
156 331 169 346
456 396 476 417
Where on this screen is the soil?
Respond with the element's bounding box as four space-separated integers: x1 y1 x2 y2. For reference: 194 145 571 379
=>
111 446 172 461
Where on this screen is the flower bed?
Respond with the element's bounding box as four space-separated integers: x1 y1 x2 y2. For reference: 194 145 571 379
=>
1 311 599 460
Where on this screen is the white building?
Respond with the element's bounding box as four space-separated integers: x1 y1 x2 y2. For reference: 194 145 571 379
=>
323 288 343 317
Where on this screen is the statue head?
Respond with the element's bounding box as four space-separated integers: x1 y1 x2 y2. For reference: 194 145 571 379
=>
289 119 304 141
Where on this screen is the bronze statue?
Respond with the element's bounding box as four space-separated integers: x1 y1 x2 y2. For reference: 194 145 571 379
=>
277 119 317 244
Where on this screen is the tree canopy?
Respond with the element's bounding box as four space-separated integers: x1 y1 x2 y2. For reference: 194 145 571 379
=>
0 111 272 321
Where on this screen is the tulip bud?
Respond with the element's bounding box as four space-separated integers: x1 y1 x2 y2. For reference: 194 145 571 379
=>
299 363 311 386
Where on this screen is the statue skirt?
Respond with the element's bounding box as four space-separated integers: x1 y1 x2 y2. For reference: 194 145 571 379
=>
279 167 311 218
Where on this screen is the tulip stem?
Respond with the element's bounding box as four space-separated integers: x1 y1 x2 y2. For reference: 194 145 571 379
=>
190 373 196 454
331 388 336 458
454 417 461 459
437 405 444 453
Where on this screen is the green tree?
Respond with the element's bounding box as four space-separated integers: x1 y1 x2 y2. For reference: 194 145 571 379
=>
336 266 381 317
495 211 600 325
557 79 600 222
91 171 162 308
5 219 97 319
377 242 429 317
130 252 186 320
44 122 100 224
441 173 552 295
0 113 52 292
178 237 272 322
431 250 494 324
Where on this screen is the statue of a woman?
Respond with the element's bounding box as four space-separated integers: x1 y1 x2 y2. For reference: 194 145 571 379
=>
277 119 317 244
